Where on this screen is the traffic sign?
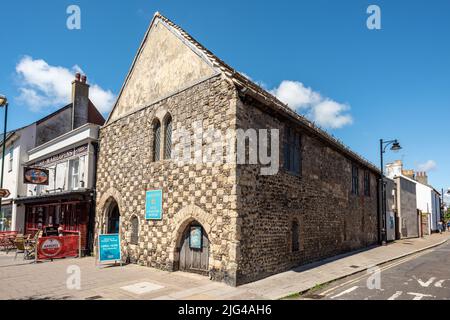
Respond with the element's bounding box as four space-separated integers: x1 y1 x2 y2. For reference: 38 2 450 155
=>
0 189 11 198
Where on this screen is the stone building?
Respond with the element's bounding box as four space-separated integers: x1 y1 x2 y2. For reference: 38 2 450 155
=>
95 13 380 286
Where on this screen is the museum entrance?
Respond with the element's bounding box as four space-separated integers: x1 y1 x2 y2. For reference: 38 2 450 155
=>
178 222 209 274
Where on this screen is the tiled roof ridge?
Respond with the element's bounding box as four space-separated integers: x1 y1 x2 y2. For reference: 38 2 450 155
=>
155 12 380 173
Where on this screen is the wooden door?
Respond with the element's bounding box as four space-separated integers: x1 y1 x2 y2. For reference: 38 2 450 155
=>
179 224 209 274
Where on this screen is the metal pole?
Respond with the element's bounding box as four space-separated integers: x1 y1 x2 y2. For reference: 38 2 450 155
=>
379 139 387 245
0 103 8 229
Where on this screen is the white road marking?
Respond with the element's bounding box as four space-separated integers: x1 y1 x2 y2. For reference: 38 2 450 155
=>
387 291 403 300
415 277 436 288
330 286 359 299
322 251 430 297
434 279 449 288
407 292 434 300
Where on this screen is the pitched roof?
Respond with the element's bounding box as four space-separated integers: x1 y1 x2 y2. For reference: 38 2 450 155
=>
113 12 381 173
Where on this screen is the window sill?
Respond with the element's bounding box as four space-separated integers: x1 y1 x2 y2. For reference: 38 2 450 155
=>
284 170 302 178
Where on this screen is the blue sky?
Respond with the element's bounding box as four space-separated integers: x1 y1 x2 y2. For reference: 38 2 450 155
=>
1 0 449 197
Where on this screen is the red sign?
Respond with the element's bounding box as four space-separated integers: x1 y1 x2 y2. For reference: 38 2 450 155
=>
37 236 79 260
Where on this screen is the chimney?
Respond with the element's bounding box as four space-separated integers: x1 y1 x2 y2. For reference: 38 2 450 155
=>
402 169 415 180
71 73 90 130
416 171 428 185
386 160 403 178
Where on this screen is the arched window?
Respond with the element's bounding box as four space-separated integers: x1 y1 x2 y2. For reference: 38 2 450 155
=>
153 120 161 162
291 220 300 252
164 115 172 159
130 215 139 245
107 203 120 234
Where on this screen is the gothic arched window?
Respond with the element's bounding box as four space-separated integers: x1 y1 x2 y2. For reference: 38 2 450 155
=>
291 220 300 252
130 215 139 245
164 115 172 160
153 120 161 162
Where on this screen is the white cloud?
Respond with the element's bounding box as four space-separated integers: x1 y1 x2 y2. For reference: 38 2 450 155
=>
15 56 115 114
417 160 437 172
89 84 116 114
311 100 353 129
270 80 353 129
270 81 321 110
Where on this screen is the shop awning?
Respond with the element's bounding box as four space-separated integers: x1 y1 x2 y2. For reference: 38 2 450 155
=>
14 189 94 205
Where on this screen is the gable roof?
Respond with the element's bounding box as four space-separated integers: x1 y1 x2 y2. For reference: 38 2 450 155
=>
107 12 380 173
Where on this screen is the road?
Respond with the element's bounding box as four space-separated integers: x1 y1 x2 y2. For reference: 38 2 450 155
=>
299 240 450 300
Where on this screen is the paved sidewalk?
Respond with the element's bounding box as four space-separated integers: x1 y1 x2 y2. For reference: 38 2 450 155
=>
0 233 448 300
0 254 262 300
241 233 450 299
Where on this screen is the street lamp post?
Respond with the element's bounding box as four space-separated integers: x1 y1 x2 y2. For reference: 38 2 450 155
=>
379 139 402 245
0 95 9 229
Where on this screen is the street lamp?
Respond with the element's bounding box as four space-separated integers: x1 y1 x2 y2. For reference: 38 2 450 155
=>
379 139 402 245
0 95 9 230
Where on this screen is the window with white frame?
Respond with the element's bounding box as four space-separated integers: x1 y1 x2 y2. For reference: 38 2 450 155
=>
69 158 80 190
8 147 13 172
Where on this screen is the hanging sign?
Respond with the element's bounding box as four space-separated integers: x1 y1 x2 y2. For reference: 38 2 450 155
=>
145 190 163 220
189 226 203 249
98 234 121 263
23 167 49 185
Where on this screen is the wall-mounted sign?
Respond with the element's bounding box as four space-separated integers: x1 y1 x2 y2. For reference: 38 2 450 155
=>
23 167 49 185
98 234 121 263
189 226 203 249
145 190 163 220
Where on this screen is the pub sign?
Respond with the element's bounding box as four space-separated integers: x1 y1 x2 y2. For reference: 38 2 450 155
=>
23 167 49 185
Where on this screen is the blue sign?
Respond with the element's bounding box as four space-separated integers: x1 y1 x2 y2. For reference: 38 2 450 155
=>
98 234 121 263
189 226 203 249
145 190 163 220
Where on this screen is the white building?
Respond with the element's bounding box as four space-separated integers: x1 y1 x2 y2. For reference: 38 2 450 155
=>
0 125 36 231
386 160 442 236
0 73 105 253
17 123 101 254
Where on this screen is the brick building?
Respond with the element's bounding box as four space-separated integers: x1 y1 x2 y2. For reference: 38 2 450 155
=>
95 13 381 286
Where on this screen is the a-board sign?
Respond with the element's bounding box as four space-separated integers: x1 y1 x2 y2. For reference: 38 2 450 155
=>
98 234 121 263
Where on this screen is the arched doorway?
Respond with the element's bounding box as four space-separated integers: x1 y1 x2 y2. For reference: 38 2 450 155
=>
178 221 209 274
106 200 120 234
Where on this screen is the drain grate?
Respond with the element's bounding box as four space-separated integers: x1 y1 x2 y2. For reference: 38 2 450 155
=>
85 295 103 300
349 265 360 269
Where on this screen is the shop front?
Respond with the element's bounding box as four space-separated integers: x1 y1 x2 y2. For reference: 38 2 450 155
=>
15 190 94 255
0 203 13 232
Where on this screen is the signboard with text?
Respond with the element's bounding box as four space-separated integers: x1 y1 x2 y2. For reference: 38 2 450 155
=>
37 236 79 260
189 226 203 249
145 190 163 220
98 234 121 263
